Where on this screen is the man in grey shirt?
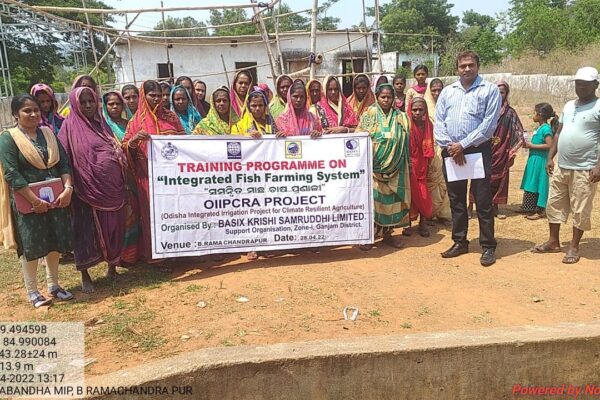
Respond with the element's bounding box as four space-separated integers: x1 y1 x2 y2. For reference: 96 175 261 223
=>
533 66 600 264
434 50 501 267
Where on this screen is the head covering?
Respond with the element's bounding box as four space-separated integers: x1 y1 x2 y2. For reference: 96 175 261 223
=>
371 74 389 92
231 70 254 117
269 75 292 119
275 79 322 136
101 90 129 142
30 83 64 135
305 78 323 107
121 84 139 118
573 66 599 82
256 83 273 102
408 96 434 160
232 88 277 136
423 79 443 123
71 74 99 94
348 74 376 118
123 81 185 155
496 80 510 116
192 80 210 118
169 85 202 135
58 87 126 210
315 75 358 128
194 87 239 135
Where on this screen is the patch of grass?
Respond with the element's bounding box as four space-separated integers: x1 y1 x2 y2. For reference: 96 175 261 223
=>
471 311 493 324
401 322 412 329
417 306 431 317
184 284 207 293
221 339 235 347
368 309 381 318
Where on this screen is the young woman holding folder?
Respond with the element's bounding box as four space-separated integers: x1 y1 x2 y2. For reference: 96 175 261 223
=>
0 95 74 308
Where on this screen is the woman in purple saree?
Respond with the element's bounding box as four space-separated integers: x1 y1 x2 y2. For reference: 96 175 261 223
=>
58 87 127 292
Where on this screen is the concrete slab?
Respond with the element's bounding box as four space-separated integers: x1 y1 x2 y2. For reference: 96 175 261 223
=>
85 322 600 399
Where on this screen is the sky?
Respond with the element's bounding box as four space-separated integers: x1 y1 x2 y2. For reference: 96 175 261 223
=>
102 0 511 32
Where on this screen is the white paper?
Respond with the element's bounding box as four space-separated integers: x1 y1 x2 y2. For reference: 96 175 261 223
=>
444 153 485 182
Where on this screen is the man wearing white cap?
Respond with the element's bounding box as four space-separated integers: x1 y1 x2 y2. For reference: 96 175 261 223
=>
533 66 600 264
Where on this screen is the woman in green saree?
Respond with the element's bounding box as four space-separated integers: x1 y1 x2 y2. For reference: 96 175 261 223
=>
357 83 411 250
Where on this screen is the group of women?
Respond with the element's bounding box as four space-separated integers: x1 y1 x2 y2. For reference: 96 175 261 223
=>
0 65 455 308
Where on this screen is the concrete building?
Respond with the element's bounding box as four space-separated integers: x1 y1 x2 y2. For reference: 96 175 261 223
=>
380 51 440 76
112 30 373 96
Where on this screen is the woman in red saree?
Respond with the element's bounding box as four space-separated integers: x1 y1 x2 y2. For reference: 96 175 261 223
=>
468 80 524 219
275 79 322 137
347 74 376 119
123 80 185 262
406 97 434 237
311 75 358 133
58 87 128 292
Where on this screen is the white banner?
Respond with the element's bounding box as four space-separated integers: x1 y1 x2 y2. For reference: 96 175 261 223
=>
148 134 373 258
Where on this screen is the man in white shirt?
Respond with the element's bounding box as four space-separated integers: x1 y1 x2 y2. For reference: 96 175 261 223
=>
533 66 600 264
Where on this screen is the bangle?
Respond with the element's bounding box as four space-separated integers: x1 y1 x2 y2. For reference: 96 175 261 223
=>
32 201 43 209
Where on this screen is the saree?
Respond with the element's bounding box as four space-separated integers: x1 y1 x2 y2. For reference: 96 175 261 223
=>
193 88 239 135
58 87 127 270
102 90 128 142
470 81 524 205
60 74 99 117
276 82 322 136
123 83 185 261
312 76 358 130
358 101 411 234
30 84 64 135
269 75 292 119
170 85 202 134
348 74 376 119
231 90 277 136
407 99 434 220
230 71 253 118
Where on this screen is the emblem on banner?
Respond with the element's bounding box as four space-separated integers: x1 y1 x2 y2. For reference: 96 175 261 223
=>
344 138 360 157
285 141 302 159
227 142 242 159
161 142 179 160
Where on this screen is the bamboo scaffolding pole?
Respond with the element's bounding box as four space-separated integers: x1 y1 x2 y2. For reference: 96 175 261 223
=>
125 14 137 86
361 0 371 72
374 0 383 72
251 0 280 87
346 29 355 74
309 0 318 81
274 2 285 75
220 54 231 88
82 0 100 89
32 2 278 15
160 1 172 80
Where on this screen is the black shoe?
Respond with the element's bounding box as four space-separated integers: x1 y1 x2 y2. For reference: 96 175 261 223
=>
441 242 469 258
480 248 496 267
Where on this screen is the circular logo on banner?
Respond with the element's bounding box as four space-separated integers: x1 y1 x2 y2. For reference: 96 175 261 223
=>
345 139 358 150
227 142 242 158
161 142 179 160
287 142 300 155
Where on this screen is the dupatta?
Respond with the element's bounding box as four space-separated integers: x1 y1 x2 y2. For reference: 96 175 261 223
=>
276 80 322 136
348 74 376 118
231 89 276 136
30 84 64 135
230 71 253 118
102 90 128 142
315 75 358 129
170 85 202 135
193 87 239 135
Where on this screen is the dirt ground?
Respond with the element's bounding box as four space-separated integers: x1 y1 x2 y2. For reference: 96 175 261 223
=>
1 107 599 376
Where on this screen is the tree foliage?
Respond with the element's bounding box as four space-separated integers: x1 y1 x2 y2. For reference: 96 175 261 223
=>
148 16 208 37
372 0 459 53
2 0 112 94
208 9 258 36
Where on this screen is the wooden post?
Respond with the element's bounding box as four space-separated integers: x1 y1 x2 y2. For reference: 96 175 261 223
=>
252 0 279 87
220 54 230 87
274 3 285 75
82 0 100 89
361 0 371 72
102 14 111 84
125 14 137 86
346 29 355 74
309 0 318 81
160 1 172 80
374 0 383 72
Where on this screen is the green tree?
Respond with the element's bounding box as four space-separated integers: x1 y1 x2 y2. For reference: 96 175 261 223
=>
264 4 310 32
459 10 503 65
371 0 459 52
208 9 258 36
147 16 208 37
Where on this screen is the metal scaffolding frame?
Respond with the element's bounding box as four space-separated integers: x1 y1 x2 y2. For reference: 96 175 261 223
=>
0 0 90 98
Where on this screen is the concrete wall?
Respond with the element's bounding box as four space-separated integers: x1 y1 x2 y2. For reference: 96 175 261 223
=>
85 322 600 400
112 32 371 91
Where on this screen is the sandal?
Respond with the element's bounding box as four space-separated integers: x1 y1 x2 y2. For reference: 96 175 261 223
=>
30 292 52 308
562 250 581 264
382 234 403 249
418 225 430 238
247 251 258 261
526 213 544 221
359 244 373 251
531 243 561 253
49 286 74 301
401 227 412 237
496 213 507 220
